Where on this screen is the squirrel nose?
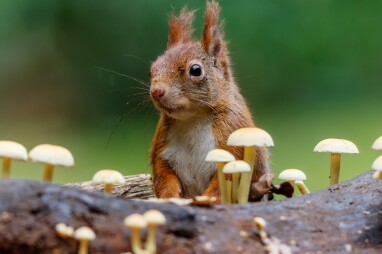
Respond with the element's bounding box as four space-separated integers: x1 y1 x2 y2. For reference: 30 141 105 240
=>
151 88 165 100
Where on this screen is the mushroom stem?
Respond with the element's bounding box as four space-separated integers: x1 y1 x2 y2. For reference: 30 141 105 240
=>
216 162 228 204
104 183 113 193
330 153 341 186
295 180 310 195
78 239 89 254
1 157 11 178
131 228 144 254
231 173 240 203
238 147 256 204
373 171 382 180
42 164 55 182
145 224 157 254
226 179 232 204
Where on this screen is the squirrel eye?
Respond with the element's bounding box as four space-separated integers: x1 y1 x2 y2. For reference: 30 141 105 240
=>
189 64 202 77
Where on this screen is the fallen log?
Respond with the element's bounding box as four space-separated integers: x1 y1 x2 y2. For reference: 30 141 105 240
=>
0 171 380 254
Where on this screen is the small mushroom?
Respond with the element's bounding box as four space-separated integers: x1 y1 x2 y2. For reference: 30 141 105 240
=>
191 196 217 206
92 169 125 193
0 141 28 178
205 149 235 204
227 127 274 204
253 217 267 240
143 210 166 254
29 144 74 182
124 214 148 254
73 226 95 254
314 138 359 186
372 136 382 151
278 169 308 195
372 156 382 180
55 223 74 238
223 160 251 203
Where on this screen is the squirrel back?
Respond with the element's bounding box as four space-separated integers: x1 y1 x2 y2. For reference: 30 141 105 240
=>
149 1 269 201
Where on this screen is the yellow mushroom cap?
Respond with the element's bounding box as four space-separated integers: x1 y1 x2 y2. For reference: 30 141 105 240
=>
253 217 267 231
143 210 166 225
55 223 74 238
205 149 235 162
222 160 251 174
371 156 382 171
92 169 126 184
0 141 28 161
313 138 359 154
227 127 274 147
372 136 382 151
279 169 307 181
29 144 74 167
73 226 96 241
124 214 148 229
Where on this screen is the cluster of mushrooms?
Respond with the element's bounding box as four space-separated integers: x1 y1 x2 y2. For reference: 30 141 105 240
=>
205 127 382 204
55 209 166 254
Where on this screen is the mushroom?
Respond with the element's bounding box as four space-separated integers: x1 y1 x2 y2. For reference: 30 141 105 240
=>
143 210 166 254
314 138 359 186
372 136 382 151
73 226 96 254
205 149 235 204
278 169 309 195
92 169 125 193
0 141 28 178
227 128 274 204
191 196 217 206
222 160 251 203
253 217 267 240
55 223 74 238
29 144 74 182
124 213 148 254
372 155 382 180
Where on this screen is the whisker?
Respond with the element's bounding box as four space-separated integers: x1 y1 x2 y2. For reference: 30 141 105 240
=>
96 66 150 88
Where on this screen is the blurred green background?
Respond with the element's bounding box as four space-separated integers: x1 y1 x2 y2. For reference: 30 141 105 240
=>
0 0 381 192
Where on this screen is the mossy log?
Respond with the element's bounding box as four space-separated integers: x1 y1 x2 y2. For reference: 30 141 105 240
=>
0 171 380 254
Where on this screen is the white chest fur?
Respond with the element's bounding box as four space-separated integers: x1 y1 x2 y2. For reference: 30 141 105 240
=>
161 118 216 198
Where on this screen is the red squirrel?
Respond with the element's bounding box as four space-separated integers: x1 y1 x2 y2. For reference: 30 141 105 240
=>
149 1 269 203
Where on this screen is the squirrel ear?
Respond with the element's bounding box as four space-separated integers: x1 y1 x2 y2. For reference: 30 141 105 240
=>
201 1 223 56
167 7 195 48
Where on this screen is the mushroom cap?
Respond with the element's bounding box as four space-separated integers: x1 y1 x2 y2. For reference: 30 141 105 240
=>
124 213 148 229
29 144 74 167
227 127 274 147
279 169 307 181
0 141 28 161
223 160 251 174
73 226 96 241
192 196 217 205
253 217 267 231
205 149 235 163
372 136 382 150
313 138 359 154
55 223 74 238
92 169 126 184
371 156 382 171
143 209 166 225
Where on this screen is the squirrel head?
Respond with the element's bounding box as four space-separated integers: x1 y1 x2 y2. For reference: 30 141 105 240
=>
150 1 232 120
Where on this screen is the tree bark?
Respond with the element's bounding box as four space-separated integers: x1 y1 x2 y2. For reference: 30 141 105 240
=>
0 171 380 254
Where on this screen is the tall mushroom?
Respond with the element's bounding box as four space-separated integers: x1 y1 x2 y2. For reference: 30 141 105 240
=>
205 149 235 204
227 127 274 204
314 138 359 186
278 169 309 195
29 144 74 182
0 141 28 178
372 156 382 180
124 213 147 254
223 160 251 203
143 209 166 254
372 136 382 151
92 169 125 193
73 226 96 254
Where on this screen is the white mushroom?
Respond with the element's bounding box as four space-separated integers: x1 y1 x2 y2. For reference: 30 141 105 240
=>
73 226 96 254
205 149 235 204
372 136 382 151
278 169 309 195
223 160 251 203
372 156 382 180
143 210 166 254
227 127 274 204
29 144 74 182
0 141 28 178
92 169 125 193
124 214 147 254
314 138 359 186
55 223 74 238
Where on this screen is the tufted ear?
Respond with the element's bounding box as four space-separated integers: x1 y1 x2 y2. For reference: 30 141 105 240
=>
167 7 196 48
201 1 223 56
